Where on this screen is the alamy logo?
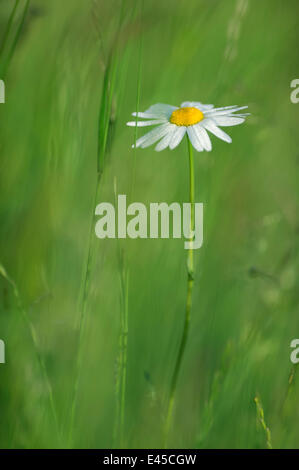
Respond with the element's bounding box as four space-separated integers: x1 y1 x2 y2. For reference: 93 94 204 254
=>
0 339 5 364
290 79 299 104
95 195 203 250
0 80 5 103
290 339 299 364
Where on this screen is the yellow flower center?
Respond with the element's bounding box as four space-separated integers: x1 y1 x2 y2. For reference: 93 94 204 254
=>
170 106 204 126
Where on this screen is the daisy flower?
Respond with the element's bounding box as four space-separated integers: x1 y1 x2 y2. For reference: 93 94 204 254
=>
127 99 249 442
127 101 249 151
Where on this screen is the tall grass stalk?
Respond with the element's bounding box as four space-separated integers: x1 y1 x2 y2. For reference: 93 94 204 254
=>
69 0 130 445
0 0 20 59
113 179 130 447
113 2 142 446
68 50 119 446
0 264 60 442
130 0 143 202
0 0 31 78
254 396 273 449
281 364 298 415
165 136 195 445
119 266 129 447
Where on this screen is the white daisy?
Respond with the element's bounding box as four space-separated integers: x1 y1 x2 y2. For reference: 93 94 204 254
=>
127 101 249 152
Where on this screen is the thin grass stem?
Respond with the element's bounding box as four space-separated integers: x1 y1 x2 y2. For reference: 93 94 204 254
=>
130 0 144 202
120 269 129 446
254 396 273 449
113 178 130 447
68 171 102 446
0 264 60 443
69 33 122 449
69 1 126 446
281 364 298 415
0 0 20 60
1 0 30 78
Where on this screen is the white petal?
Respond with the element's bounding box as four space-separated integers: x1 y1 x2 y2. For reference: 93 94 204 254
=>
155 127 176 151
187 126 203 152
206 105 248 117
203 119 232 143
181 101 214 111
213 116 245 126
144 103 177 118
193 124 212 151
169 126 186 150
199 104 214 111
127 119 167 127
206 105 238 112
132 112 164 119
133 123 174 149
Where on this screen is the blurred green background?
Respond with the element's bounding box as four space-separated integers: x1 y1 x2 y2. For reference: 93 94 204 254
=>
0 0 298 449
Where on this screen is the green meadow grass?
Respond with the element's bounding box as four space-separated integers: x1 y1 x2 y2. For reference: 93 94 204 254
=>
0 0 299 449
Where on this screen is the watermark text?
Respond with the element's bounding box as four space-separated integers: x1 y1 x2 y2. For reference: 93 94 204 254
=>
0 80 5 103
95 195 203 250
0 339 5 364
290 79 299 103
290 339 299 364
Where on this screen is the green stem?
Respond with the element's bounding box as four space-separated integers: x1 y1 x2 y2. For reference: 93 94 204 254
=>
120 270 129 447
113 180 130 447
130 2 143 202
164 136 195 446
254 396 273 449
68 171 102 446
1 0 30 79
69 2 124 445
0 266 60 443
0 0 20 60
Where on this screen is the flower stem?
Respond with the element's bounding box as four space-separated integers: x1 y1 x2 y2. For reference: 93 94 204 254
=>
165 136 195 445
